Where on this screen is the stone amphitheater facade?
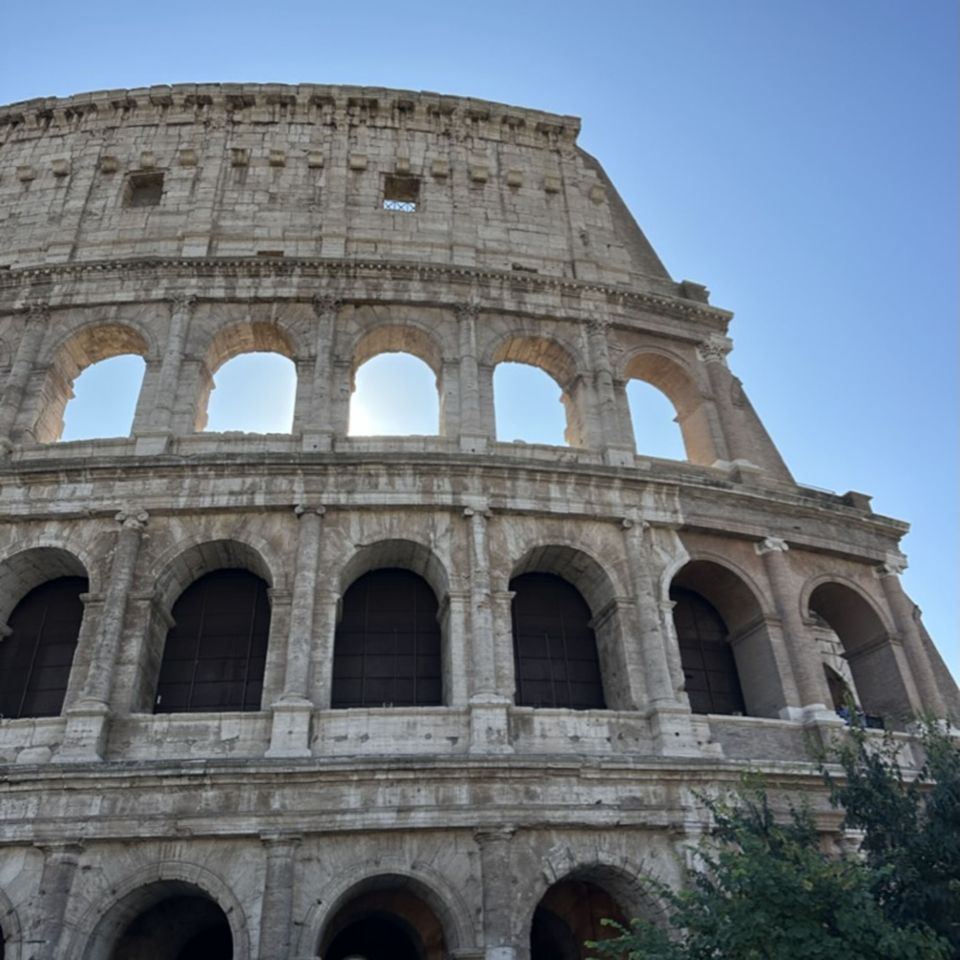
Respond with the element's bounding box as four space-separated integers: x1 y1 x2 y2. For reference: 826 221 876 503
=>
0 83 955 960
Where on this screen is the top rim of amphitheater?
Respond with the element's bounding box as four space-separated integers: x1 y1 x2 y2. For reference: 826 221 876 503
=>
0 82 582 135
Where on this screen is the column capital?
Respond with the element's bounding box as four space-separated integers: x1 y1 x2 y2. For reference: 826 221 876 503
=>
294 503 326 518
875 555 908 577
696 334 733 365
454 300 482 322
755 536 789 555
115 508 149 531
621 516 650 532
170 293 196 312
24 300 51 320
463 505 492 520
474 825 516 846
311 293 342 317
260 831 303 848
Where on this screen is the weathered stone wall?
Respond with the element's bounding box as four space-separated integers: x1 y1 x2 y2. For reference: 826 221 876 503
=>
0 85 954 960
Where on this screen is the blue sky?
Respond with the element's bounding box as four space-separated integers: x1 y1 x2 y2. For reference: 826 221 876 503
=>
3 0 956 677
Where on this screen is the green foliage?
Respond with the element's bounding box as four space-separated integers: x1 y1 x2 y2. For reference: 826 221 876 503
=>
588 723 959 960
824 719 960 952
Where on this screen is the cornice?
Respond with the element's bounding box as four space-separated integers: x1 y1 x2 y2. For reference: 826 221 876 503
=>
0 256 733 328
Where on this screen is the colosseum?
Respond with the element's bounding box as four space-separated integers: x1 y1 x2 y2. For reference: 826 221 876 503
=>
0 83 955 960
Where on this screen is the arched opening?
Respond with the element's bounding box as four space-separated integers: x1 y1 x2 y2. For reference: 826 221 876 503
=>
670 587 745 716
35 324 149 443
319 882 446 960
0 574 87 719
623 352 716 465
154 569 269 713
670 560 783 717
491 335 585 446
510 573 605 710
626 379 685 460
204 352 296 433
332 569 442 708
61 354 147 441
808 581 910 724
84 881 232 960
349 353 440 436
531 879 627 960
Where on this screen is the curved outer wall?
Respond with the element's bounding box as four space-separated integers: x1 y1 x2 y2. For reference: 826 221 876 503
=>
0 85 955 959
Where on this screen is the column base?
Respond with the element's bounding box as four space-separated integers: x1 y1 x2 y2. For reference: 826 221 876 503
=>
648 704 723 758
469 696 513 755
133 432 173 456
54 700 110 762
265 697 314 758
459 434 489 454
602 445 635 467
779 703 837 723
302 431 334 453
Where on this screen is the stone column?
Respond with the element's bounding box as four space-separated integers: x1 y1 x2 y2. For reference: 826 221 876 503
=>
457 302 488 451
303 295 341 451
267 505 324 758
57 510 148 761
876 560 947 716
465 506 511 753
148 295 193 436
0 302 48 452
755 537 828 716
309 588 341 710
695 337 737 463
587 314 634 464
476 827 518 960
28 842 83 960
257 833 302 960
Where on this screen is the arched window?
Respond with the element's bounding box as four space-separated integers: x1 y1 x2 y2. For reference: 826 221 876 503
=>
0 576 86 719
510 572 605 709
626 379 685 460
671 587 746 716
154 570 269 713
531 879 627 960
60 354 146 441
204 352 296 433
349 353 440 436
494 362 568 445
332 569 442 708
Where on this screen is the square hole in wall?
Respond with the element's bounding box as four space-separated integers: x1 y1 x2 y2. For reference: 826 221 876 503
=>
124 171 164 208
382 174 420 212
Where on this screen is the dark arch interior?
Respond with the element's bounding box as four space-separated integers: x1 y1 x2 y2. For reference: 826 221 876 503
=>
531 879 626 960
510 572 605 710
320 887 444 960
671 587 746 716
110 893 232 960
0 575 87 719
154 569 269 713
332 568 442 708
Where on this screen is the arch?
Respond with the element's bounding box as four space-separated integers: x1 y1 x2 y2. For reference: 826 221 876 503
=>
622 349 718 464
669 559 785 717
489 333 587 447
349 352 440 437
196 321 299 433
303 866 473 959
518 860 663 960
509 544 619 616
0 886 23 960
625 379 686 460
33 323 150 443
340 539 450 603
154 569 270 713
72 861 250 960
807 579 911 721
0 546 89 628
350 323 444 379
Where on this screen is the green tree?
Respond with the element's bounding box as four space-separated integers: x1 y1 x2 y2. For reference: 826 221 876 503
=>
589 789 949 960
823 719 960 952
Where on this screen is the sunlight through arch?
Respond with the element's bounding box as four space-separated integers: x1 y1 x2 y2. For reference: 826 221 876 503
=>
494 362 567 446
349 353 439 436
205 352 296 433
626 379 685 460
61 354 146 441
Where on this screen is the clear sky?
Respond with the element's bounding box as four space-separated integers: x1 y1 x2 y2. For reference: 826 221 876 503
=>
3 0 956 677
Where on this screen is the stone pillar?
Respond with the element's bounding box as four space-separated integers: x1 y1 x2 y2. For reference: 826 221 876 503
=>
587 315 634 464
457 302 488 451
257 833 302 960
695 337 738 463
330 357 353 440
28 842 82 960
476 827 518 960
876 560 947 717
309 588 341 710
267 505 324 758
57 509 148 761
148 295 193 436
0 302 47 452
755 537 828 716
303 295 341 451
466 506 511 753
